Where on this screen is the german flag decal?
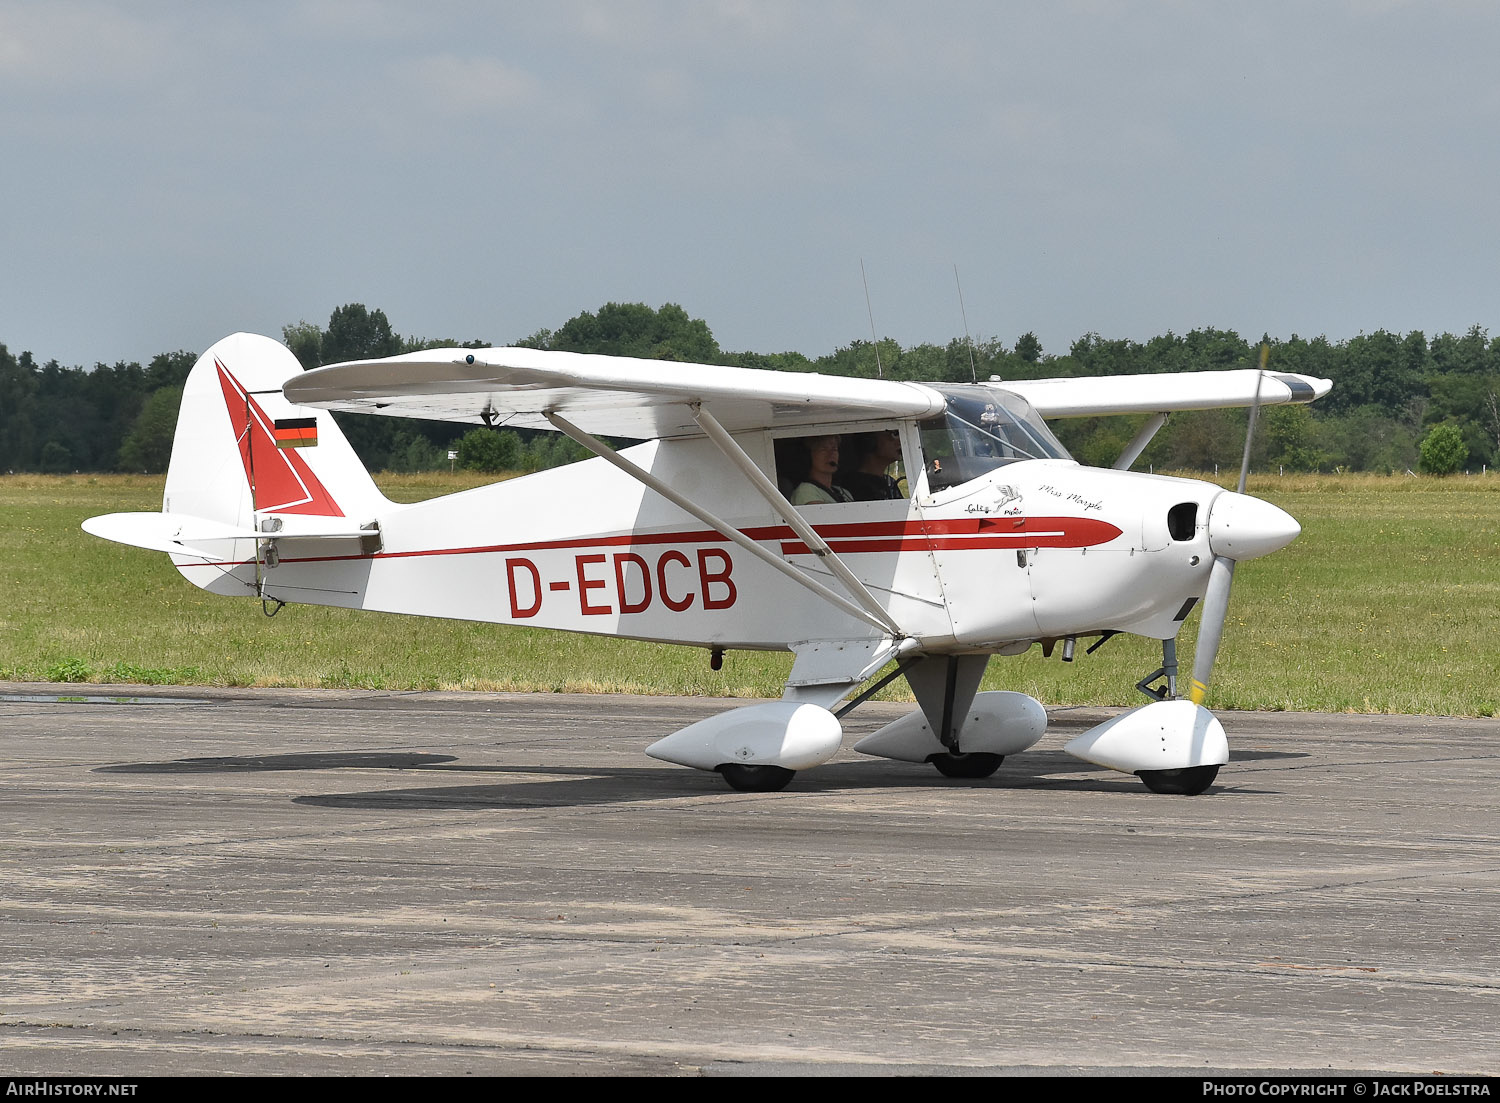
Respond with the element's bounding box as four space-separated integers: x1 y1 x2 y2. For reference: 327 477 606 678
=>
273 417 319 449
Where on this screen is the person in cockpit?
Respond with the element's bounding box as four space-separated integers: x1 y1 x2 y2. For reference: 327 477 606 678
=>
790 435 853 505
836 430 903 501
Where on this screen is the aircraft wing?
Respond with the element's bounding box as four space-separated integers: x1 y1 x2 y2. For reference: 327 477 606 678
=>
1000 369 1332 418
283 348 947 439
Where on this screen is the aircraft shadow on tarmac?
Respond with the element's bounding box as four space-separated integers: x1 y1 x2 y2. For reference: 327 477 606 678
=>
96 751 460 773
93 748 1301 809
289 751 1297 810
1226 749 1309 762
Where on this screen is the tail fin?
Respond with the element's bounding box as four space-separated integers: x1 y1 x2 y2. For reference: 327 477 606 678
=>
164 332 388 527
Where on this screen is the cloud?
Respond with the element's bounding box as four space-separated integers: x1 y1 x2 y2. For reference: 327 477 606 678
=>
397 54 540 116
0 0 165 87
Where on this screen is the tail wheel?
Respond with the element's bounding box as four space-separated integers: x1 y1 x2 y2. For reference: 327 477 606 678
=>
718 764 796 792
1137 765 1219 795
927 752 1003 779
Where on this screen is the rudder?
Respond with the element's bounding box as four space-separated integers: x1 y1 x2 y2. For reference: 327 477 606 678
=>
164 333 388 528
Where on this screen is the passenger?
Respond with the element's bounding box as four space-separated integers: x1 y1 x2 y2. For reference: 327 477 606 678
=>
791 435 852 505
835 430 903 501
773 437 808 499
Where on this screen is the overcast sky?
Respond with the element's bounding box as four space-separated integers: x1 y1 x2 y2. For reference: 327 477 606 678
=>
3 1 1497 368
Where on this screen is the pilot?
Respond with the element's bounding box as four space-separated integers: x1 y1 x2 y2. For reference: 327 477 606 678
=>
835 430 903 501
791 435 853 505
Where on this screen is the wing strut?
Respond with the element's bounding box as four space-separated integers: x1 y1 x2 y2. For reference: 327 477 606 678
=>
545 413 902 636
1113 412 1168 471
690 406 904 636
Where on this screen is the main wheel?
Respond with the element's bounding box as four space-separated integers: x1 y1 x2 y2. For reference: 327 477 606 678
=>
928 752 1004 779
718 763 796 792
1137 764 1219 795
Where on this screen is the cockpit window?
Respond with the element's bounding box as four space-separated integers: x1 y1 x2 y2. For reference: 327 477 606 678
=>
921 385 1072 492
773 429 909 505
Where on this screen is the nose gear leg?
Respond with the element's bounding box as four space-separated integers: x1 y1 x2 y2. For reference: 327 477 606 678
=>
1135 638 1179 701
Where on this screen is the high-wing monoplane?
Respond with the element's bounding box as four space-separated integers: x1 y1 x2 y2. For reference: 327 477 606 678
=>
85 333 1330 794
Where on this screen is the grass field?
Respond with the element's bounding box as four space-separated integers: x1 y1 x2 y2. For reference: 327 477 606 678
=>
1 471 1495 716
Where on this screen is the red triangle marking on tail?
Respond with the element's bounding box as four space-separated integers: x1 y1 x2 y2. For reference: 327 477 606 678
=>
216 361 344 516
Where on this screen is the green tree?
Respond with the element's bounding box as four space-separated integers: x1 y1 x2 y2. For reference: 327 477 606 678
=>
816 338 903 380
0 345 39 470
381 430 449 473
117 386 183 473
1263 404 1329 472
1332 330 1426 416
1423 370 1499 468
1053 416 1138 468
1068 332 1139 377
1430 325 1488 375
523 433 590 471
1150 408 1244 472
456 428 522 473
145 350 196 390
38 439 71 473
1418 423 1468 475
1015 332 1042 363
282 321 323 370
1318 407 1417 474
728 350 815 374
402 335 490 354
321 304 401 365
1181 328 1250 371
545 302 720 362
312 305 406 468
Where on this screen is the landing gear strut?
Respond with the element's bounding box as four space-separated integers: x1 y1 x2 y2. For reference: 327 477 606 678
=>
901 654 997 780
1135 639 1179 701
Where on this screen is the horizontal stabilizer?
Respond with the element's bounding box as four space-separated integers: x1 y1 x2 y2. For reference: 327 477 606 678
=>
83 512 374 557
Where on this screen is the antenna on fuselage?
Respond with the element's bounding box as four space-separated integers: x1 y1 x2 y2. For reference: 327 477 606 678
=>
954 264 977 384
860 258 883 379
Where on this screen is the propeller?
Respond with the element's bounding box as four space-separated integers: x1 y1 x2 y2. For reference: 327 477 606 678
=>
1187 345 1299 705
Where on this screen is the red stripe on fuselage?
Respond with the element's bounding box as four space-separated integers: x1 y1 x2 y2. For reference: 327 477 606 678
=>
778 515 1121 555
262 514 1123 566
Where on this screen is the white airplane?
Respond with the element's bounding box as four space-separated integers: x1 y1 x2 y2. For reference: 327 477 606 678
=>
85 332 1330 795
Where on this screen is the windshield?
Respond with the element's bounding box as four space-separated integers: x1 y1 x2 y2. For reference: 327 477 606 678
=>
920 385 1072 492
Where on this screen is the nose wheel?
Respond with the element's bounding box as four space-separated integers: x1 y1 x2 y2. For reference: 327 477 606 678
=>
718 764 796 792
1137 765 1219 795
927 752 1003 779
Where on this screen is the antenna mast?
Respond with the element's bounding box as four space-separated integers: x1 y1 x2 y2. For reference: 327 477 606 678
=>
954 264 977 383
860 258 883 379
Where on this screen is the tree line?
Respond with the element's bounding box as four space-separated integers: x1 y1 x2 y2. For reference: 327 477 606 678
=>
2 302 1496 477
